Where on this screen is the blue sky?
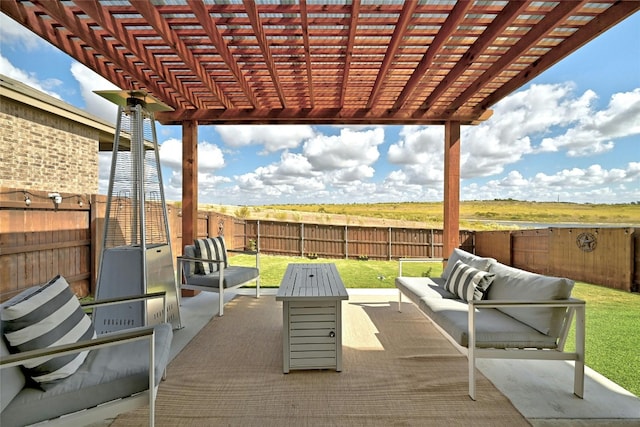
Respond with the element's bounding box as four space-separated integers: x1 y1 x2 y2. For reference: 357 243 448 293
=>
1 11 639 206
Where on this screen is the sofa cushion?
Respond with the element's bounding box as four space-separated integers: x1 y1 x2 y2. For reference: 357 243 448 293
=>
194 236 228 274
442 248 495 280
1 323 173 427
418 297 558 349
487 262 574 336
1 276 96 385
444 260 495 302
0 338 25 412
185 266 259 289
395 276 454 306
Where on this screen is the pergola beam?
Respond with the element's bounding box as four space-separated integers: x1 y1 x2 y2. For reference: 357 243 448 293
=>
3 1 170 104
156 107 491 126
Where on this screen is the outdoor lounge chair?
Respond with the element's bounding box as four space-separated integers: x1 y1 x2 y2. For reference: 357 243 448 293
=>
177 236 260 316
1 276 173 427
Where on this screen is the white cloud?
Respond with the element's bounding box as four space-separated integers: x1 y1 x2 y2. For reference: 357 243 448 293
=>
388 126 443 165
303 127 385 170
69 62 119 123
97 152 112 194
215 125 315 153
0 55 64 99
385 83 640 199
159 138 225 172
539 88 640 157
0 14 46 51
467 163 640 203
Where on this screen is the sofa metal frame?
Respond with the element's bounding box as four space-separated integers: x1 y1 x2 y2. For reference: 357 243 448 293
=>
467 298 585 400
396 258 585 401
1 292 168 427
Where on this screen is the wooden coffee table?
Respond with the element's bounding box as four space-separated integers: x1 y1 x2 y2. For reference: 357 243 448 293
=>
276 263 349 373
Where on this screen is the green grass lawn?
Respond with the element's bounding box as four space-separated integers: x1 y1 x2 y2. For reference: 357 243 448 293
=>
233 253 640 397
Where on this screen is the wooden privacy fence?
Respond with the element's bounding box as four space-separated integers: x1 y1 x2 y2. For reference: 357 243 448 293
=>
476 227 639 292
1 187 637 300
242 220 474 260
0 189 242 300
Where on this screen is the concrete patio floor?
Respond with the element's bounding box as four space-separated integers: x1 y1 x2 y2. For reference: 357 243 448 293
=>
174 288 639 426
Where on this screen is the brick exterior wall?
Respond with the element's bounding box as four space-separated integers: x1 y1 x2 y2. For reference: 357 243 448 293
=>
0 97 99 194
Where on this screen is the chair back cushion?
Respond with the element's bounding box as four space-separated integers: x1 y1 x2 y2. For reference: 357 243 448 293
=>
1 275 96 385
487 262 574 337
183 245 197 277
194 236 228 274
442 248 495 280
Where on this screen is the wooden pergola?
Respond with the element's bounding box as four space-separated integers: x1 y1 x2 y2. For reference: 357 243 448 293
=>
3 0 638 256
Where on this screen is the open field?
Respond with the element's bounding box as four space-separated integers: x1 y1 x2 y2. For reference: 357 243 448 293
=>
203 200 640 230
232 254 640 397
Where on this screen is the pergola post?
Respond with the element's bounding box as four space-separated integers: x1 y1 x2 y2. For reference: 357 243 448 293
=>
181 120 198 296
443 121 461 261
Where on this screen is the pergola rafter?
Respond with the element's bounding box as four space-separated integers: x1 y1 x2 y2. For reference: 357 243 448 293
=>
4 0 635 124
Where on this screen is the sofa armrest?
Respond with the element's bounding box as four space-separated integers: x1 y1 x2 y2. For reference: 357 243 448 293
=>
398 257 443 276
469 298 585 309
82 291 168 323
177 256 225 281
228 249 258 255
1 326 165 425
177 255 225 264
469 297 585 349
227 248 260 270
0 327 156 370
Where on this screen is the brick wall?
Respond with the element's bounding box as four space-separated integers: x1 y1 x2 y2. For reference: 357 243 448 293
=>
0 98 98 194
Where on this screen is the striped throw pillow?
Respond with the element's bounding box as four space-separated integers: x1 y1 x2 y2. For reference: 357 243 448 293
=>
1 275 96 384
444 260 495 302
194 236 228 274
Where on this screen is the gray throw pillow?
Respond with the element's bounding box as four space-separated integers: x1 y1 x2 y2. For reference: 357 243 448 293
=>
444 260 495 302
194 236 228 274
1 275 96 384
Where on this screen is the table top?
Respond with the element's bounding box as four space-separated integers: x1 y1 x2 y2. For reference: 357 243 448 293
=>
276 263 349 301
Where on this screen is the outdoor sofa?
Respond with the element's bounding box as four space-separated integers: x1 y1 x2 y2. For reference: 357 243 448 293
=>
1 275 173 427
395 248 585 400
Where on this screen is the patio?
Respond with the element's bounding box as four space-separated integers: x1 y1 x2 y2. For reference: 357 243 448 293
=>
112 289 639 426
2 2 639 424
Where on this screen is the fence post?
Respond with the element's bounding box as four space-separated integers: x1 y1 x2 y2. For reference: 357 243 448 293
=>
300 223 304 256
430 229 434 258
257 220 260 251
344 225 349 259
388 227 392 260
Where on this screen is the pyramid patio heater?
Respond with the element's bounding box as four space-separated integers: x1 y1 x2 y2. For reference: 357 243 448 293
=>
93 90 181 333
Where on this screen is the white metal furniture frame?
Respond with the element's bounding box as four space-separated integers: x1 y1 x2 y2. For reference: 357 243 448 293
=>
177 246 260 317
1 292 169 427
396 258 585 400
